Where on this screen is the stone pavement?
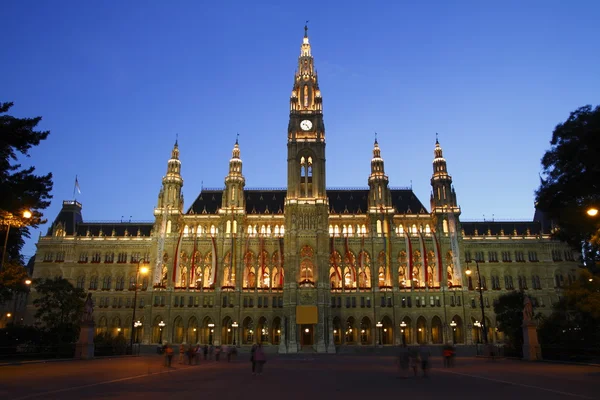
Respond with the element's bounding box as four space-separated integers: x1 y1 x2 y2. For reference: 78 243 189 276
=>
1 354 598 400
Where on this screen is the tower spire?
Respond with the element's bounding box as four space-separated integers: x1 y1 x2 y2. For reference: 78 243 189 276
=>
304 20 309 38
368 138 391 210
430 136 458 213
223 138 245 209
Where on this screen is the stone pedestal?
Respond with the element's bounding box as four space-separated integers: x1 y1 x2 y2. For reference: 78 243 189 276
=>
75 322 95 359
522 322 542 361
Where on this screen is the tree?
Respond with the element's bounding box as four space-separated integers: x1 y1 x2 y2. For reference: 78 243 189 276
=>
493 291 525 355
0 262 29 304
0 101 53 264
32 277 85 343
539 269 600 346
535 105 600 268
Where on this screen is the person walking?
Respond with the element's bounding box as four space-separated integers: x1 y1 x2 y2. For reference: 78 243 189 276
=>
203 344 208 360
165 344 174 367
397 344 410 378
250 343 258 375
179 344 186 364
443 343 452 368
419 344 431 378
254 343 266 375
408 346 419 377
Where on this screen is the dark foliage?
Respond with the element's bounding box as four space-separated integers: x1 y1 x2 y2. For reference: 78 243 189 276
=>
0 101 53 263
493 291 525 355
535 105 600 268
32 277 85 343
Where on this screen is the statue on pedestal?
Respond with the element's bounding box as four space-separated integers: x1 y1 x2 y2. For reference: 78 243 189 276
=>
82 293 94 324
522 295 533 324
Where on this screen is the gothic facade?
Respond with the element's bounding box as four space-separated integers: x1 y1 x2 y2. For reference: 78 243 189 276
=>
29 27 576 352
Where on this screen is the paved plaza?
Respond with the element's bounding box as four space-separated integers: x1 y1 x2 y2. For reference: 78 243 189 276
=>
1 354 599 400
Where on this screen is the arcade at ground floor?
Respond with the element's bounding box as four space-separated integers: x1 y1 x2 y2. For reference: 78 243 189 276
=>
90 304 507 351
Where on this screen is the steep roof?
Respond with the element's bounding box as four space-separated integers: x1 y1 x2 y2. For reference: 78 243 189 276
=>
461 221 550 236
46 200 153 237
187 188 428 215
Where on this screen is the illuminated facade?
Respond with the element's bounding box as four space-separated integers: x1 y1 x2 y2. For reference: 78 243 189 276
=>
30 26 577 352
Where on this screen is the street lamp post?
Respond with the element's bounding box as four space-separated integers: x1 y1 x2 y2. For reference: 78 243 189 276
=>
129 260 149 351
1 210 32 271
400 321 407 345
158 321 165 344
232 321 238 346
376 321 383 346
12 279 32 325
208 323 215 345
450 320 457 344
134 321 142 343
466 262 488 344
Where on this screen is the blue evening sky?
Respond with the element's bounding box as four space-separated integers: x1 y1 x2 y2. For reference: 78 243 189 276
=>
3 1 599 261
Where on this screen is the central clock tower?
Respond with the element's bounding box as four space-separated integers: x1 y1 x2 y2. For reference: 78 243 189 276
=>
284 24 333 353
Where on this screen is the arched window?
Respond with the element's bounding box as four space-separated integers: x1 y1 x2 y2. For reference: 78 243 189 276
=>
358 251 371 289
300 245 315 286
243 251 256 289
398 251 407 288
329 250 342 290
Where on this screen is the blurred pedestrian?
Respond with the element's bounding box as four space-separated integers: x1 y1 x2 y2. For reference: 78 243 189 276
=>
443 343 452 368
409 346 419 377
179 344 185 364
397 343 410 378
250 343 258 375
164 344 174 367
419 344 431 378
254 343 266 375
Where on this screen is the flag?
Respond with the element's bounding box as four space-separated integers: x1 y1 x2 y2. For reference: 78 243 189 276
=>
383 219 392 284
359 233 365 287
279 237 284 286
210 236 218 286
403 230 413 287
172 228 185 284
330 236 341 280
418 230 428 287
190 227 197 285
229 234 235 284
344 236 356 282
73 175 81 198
259 236 265 278
432 230 443 286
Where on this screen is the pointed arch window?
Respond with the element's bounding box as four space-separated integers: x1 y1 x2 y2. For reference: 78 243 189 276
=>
300 155 313 197
300 245 315 286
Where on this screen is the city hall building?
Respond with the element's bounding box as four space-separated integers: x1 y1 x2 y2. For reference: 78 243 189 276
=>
29 27 576 353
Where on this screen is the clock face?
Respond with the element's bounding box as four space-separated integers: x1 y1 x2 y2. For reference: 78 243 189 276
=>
300 120 313 131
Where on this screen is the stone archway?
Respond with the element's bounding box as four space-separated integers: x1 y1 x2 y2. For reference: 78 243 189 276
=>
221 316 233 345
450 315 464 344
400 316 412 345
111 316 122 337
416 316 427 344
242 317 254 345
431 316 443 344
173 316 184 343
360 317 372 345
201 316 215 345
381 316 393 345
187 316 199 344
152 316 165 344
271 317 281 345
345 317 357 344
257 317 269 344
333 317 342 345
